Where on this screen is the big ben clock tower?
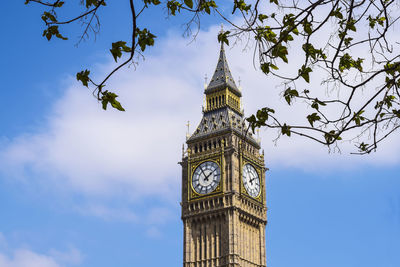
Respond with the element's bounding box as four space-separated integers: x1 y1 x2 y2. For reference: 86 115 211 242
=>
180 43 267 267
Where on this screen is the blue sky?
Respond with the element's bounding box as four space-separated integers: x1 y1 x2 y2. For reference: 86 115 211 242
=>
1 1 400 267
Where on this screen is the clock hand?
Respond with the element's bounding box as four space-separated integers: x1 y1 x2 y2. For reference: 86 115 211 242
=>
249 175 256 185
199 166 207 177
203 171 213 181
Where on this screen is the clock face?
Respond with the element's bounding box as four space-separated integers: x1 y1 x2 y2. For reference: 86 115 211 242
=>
192 161 221 195
242 163 260 198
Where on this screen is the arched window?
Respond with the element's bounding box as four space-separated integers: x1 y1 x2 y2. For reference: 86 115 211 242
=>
218 96 221 106
213 141 217 148
195 145 198 153
199 145 202 152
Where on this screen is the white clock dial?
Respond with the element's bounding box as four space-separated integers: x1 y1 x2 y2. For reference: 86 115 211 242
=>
192 161 221 195
242 163 260 198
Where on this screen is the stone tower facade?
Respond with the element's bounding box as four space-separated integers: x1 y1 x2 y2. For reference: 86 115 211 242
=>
180 44 267 267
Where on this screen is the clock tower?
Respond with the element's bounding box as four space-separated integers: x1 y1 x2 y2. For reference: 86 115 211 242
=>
181 44 267 267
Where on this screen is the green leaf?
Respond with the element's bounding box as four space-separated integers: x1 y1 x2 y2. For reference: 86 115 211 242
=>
324 130 340 143
258 14 268 22
271 44 288 63
260 63 270 74
346 18 357 32
233 0 251 13
393 109 400 118
85 0 100 8
311 98 326 110
167 0 181 15
353 110 365 126
184 0 193 8
307 113 321 127
368 15 386 29
42 11 57 23
110 41 132 62
358 142 369 152
302 43 326 60
136 28 156 51
101 91 125 111
246 107 275 133
246 115 257 133
255 26 277 43
329 8 343 19
260 62 277 74
217 30 230 46
303 19 312 35
42 25 68 41
199 0 217 14
383 95 396 108
298 65 312 83
76 70 90 87
281 123 291 137
283 88 299 105
55 1 65 7
344 37 353 47
339 53 363 72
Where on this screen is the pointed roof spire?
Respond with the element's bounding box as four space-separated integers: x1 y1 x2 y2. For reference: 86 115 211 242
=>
205 43 241 96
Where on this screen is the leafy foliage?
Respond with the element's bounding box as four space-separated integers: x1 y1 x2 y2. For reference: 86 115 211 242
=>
26 0 400 154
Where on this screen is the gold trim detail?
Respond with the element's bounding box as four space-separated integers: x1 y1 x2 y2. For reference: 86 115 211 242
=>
188 152 224 201
240 155 263 203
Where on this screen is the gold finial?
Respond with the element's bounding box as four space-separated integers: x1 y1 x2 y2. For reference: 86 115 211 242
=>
186 121 190 139
220 23 224 33
204 74 208 89
182 144 185 157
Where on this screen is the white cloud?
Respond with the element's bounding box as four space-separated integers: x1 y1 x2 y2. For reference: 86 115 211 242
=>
0 250 60 267
1 23 400 207
49 247 82 266
0 233 7 250
0 234 82 267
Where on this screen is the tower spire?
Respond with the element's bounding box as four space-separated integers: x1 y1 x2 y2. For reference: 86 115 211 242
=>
205 42 240 96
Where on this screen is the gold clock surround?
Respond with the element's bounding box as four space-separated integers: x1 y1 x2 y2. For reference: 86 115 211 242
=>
188 153 224 201
240 156 264 203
